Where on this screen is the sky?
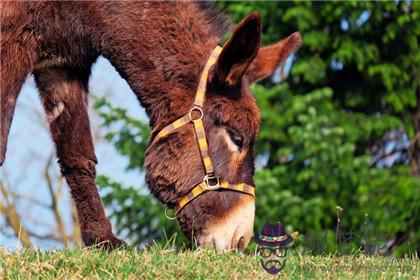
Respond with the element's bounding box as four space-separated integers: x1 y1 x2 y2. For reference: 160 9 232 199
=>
0 57 148 250
2 44 300 250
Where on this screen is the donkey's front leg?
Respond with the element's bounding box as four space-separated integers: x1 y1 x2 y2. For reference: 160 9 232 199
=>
34 67 124 250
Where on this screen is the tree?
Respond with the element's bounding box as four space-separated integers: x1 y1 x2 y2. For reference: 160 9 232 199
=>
93 97 186 247
219 1 420 254
95 1 420 255
0 92 81 249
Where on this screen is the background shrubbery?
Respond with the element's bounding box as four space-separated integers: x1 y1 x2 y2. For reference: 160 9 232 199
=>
93 1 420 255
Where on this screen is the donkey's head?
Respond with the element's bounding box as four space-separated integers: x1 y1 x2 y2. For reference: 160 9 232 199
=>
145 12 301 250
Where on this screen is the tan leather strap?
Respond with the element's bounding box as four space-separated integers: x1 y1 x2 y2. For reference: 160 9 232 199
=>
153 113 192 143
174 180 255 214
152 45 255 217
193 46 222 107
153 46 222 143
192 118 214 174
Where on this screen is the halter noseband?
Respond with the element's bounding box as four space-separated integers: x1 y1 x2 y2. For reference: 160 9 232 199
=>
151 46 255 216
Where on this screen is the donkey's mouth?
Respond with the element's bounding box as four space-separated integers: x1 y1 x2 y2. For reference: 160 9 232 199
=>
197 195 255 251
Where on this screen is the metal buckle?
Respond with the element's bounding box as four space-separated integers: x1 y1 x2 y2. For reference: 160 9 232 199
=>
188 106 204 121
204 174 220 191
164 207 177 220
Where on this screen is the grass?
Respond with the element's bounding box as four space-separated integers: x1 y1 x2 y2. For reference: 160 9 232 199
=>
0 245 418 279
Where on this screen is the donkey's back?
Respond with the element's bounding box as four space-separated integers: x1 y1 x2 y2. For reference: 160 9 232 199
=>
1 0 215 249
1 1 302 250
1 1 154 164
1 1 134 248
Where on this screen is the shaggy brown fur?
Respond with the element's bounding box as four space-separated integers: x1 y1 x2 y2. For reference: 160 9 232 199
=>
1 1 301 248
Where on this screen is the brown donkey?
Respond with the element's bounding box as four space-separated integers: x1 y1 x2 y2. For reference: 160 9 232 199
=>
0 2 301 250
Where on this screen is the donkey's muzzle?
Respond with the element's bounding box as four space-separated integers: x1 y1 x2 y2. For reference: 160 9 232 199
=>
197 195 255 251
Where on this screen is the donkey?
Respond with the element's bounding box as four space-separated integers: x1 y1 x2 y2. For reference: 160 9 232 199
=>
1 2 301 250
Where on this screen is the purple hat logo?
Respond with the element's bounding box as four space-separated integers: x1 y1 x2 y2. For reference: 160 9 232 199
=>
254 222 298 275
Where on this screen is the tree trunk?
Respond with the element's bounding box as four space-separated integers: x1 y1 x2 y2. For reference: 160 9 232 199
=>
0 182 33 249
409 85 420 176
389 83 420 255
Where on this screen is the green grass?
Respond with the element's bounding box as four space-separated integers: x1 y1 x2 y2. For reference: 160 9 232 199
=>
0 245 418 279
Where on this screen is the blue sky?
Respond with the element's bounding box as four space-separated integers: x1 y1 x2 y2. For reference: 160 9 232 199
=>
0 43 296 250
0 57 148 250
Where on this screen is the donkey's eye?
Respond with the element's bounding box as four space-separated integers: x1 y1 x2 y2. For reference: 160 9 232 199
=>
227 129 244 148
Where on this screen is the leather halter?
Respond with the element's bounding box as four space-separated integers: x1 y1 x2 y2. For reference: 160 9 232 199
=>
151 46 255 216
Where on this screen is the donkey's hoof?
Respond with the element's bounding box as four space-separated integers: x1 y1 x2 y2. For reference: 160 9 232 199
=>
83 233 127 251
101 235 127 251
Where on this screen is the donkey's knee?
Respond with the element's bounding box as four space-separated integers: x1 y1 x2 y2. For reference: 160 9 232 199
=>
58 157 97 183
34 66 124 250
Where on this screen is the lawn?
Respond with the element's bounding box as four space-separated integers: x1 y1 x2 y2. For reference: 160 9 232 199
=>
0 245 418 279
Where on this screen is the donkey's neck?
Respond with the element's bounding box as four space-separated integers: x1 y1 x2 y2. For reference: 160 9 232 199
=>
96 2 224 128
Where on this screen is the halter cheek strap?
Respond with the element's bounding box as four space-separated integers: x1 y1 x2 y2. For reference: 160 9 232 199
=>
152 46 255 216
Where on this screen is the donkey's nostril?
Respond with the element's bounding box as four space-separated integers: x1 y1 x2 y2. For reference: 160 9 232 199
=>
237 236 244 249
230 228 245 250
212 237 217 250
197 195 255 251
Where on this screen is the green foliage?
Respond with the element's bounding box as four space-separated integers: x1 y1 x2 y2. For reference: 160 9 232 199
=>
94 1 420 255
252 84 419 253
219 1 420 255
96 175 187 247
93 97 150 170
93 97 186 246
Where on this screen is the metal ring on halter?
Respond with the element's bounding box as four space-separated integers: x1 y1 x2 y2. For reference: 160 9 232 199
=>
188 106 204 121
203 174 220 191
165 207 177 220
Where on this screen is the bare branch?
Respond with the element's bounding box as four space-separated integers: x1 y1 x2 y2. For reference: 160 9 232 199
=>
370 146 408 167
44 153 69 248
26 230 64 243
71 200 82 247
0 181 33 249
0 225 63 243
9 191 50 209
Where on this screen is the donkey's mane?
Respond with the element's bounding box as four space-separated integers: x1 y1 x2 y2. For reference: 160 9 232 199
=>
196 2 231 39
95 1 231 128
0 1 280 250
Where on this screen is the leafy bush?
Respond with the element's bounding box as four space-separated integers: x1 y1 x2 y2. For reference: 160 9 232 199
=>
93 1 420 255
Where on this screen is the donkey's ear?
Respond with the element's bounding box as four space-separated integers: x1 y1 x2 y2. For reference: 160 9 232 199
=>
213 12 261 87
247 32 302 83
